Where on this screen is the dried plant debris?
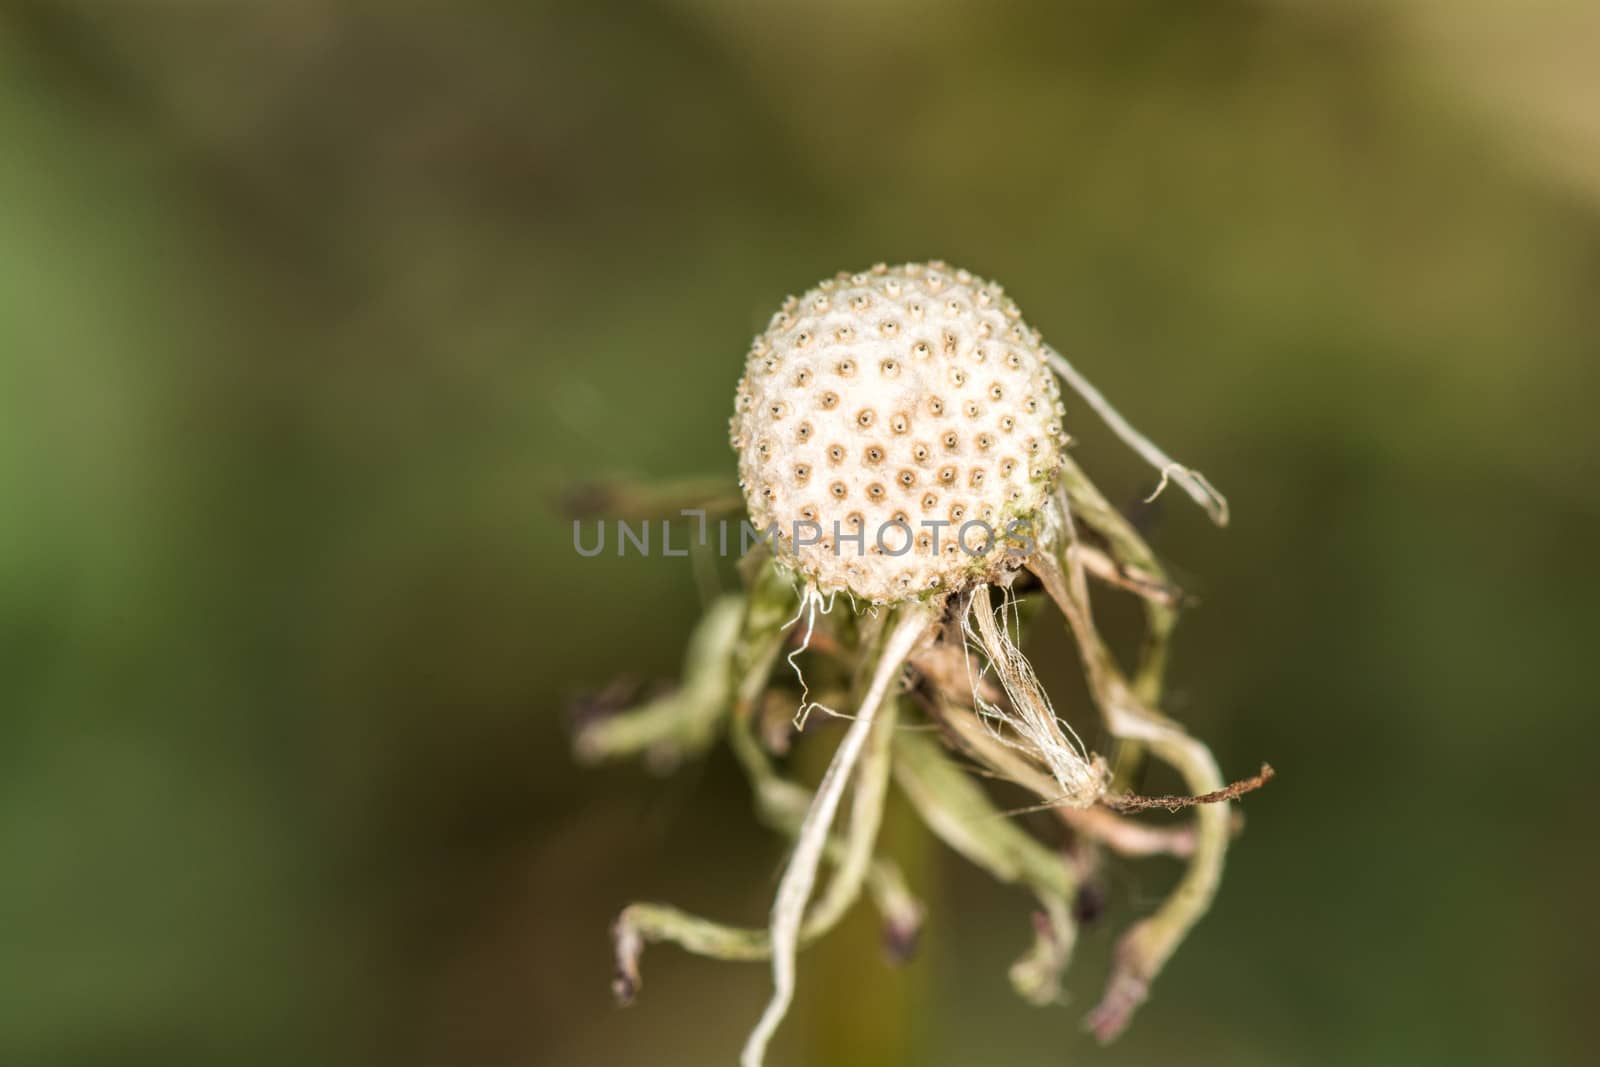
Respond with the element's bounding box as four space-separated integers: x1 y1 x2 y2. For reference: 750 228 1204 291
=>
572 262 1269 1064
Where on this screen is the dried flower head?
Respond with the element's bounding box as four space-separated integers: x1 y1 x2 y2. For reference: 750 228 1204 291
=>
576 261 1254 1067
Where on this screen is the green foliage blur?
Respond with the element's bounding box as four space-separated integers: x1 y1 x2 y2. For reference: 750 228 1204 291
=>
3 3 1597 1065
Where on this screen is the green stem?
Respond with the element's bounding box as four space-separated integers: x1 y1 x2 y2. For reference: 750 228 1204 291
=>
1055 454 1177 707
891 728 1078 1006
572 594 745 765
609 578 923 1006
1031 537 1229 1043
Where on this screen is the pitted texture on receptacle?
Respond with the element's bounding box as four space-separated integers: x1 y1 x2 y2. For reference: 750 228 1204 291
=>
731 262 1067 602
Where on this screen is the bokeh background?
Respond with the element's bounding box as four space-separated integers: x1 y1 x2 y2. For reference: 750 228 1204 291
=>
4 2 1598 1065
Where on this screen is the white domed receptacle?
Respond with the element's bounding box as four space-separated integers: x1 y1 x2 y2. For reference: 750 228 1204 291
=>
730 261 1069 604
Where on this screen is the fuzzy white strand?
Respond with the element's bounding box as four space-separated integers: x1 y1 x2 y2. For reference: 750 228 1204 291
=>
1041 344 1228 526
963 583 1104 808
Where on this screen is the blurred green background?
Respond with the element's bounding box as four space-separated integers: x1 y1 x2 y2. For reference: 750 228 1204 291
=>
3 2 1597 1065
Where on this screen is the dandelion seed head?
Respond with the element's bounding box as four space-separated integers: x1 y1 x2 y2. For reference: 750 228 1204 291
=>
733 263 1068 602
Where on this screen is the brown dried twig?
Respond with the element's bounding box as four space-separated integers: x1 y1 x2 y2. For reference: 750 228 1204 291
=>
1102 764 1276 814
